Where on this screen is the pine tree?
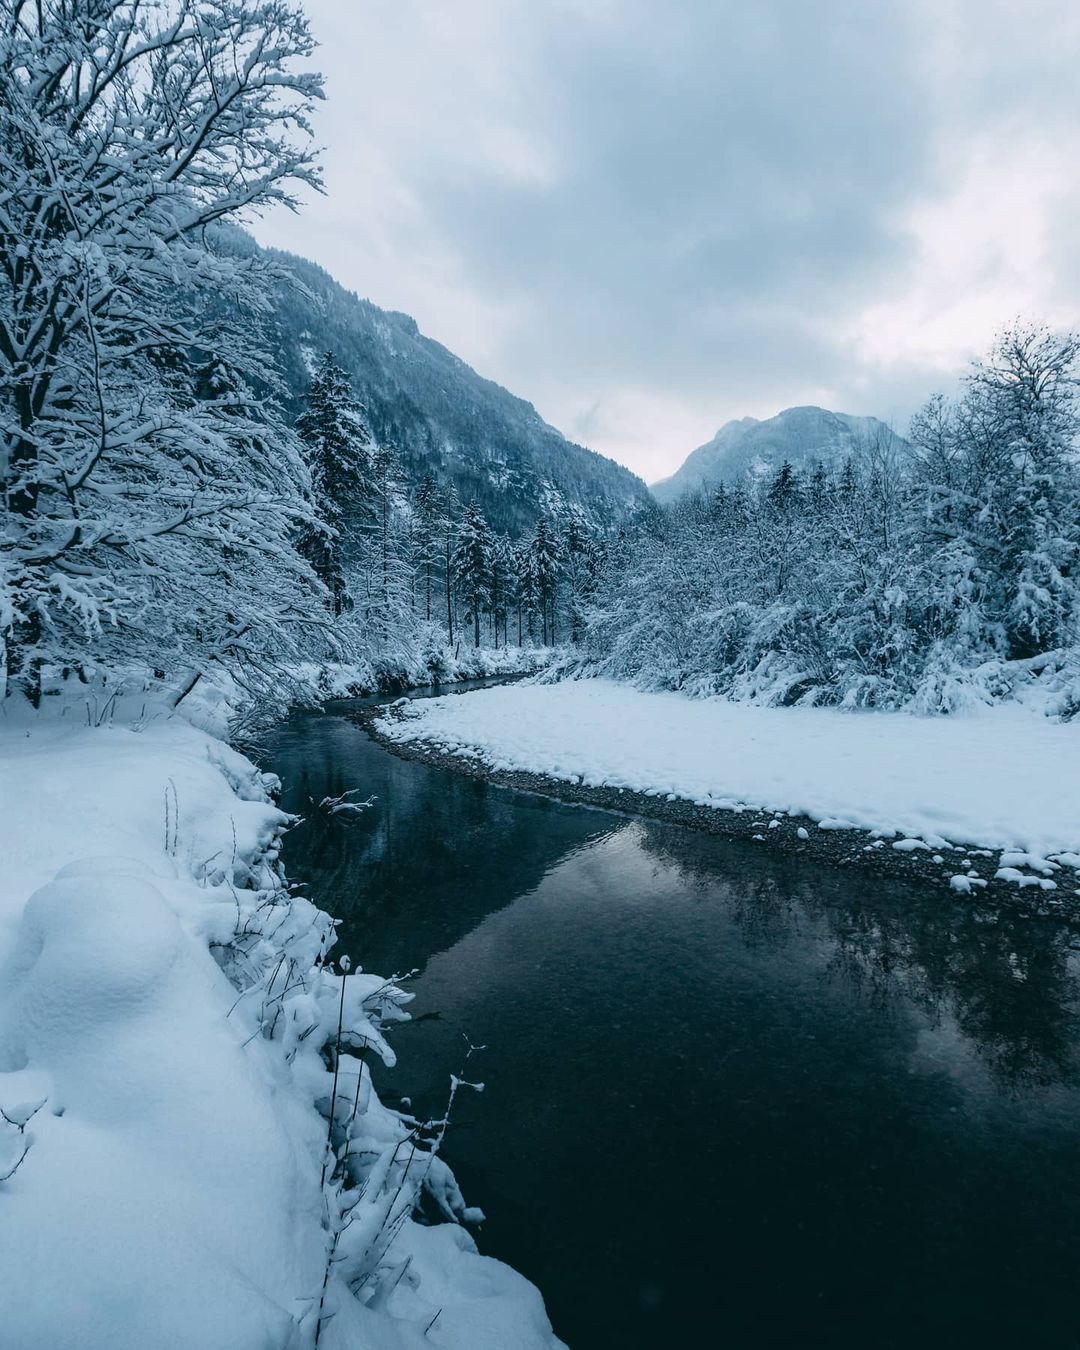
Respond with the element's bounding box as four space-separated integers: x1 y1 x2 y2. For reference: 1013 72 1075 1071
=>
514 540 535 646
527 516 562 647
296 353 374 616
441 484 461 646
488 534 517 648
452 503 492 648
413 474 442 622
766 460 802 513
370 442 400 627
561 508 595 643
807 463 831 512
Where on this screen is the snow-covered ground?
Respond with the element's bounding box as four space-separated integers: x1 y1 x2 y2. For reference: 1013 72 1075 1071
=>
313 642 555 701
378 679 1080 889
0 687 563 1350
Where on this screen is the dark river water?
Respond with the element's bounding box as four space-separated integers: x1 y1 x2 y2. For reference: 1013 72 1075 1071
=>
266 685 1080 1350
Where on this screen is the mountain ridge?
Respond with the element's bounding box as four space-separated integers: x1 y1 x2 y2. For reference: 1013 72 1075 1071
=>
262 247 653 536
651 405 908 504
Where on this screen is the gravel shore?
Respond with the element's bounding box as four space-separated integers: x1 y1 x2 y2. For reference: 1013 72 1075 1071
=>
359 700 1080 921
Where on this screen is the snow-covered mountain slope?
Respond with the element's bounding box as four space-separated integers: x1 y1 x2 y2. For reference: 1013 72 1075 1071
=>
261 247 653 537
651 405 909 503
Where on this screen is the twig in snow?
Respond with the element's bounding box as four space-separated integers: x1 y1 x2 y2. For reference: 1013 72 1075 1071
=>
314 789 376 818
321 957 351 1190
0 1098 44 1183
0 1139 31 1183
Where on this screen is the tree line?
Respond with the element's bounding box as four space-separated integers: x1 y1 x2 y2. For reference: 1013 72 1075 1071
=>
0 1 599 712
298 352 604 655
577 324 1080 714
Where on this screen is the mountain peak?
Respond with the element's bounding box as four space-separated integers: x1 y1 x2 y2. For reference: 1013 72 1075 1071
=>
651 405 906 503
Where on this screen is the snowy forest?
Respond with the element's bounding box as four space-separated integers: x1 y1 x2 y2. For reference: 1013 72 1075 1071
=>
575 326 1080 715
295 352 604 664
0 0 607 719
3 0 1075 722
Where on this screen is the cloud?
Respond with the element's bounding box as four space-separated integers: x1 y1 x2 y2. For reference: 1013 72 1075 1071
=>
254 0 1080 481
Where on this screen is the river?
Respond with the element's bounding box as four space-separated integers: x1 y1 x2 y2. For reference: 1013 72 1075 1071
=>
266 684 1080 1349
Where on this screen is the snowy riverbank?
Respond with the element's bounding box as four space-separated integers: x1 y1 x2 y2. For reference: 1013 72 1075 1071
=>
307 644 555 702
0 687 563 1350
377 679 1080 897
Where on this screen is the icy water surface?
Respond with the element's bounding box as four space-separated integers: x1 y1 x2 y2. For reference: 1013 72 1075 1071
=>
267 688 1080 1350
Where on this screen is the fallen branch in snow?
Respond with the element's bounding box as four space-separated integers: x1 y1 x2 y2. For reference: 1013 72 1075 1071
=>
314 788 377 818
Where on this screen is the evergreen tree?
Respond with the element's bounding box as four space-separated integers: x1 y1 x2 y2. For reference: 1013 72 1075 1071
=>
561 508 596 643
441 484 461 646
514 540 535 646
766 460 802 513
488 534 514 647
527 516 562 647
452 503 492 648
296 353 374 617
807 463 831 512
369 442 399 623
413 473 442 622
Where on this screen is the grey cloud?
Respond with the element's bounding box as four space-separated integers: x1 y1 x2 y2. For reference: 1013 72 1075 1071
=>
256 0 1080 478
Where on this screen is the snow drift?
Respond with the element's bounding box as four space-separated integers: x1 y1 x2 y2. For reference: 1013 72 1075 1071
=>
0 688 563 1349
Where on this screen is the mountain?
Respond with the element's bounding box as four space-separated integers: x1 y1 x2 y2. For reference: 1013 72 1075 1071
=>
650 406 909 504
261 248 652 537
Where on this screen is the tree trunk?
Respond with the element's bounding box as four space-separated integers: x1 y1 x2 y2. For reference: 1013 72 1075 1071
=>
445 542 454 645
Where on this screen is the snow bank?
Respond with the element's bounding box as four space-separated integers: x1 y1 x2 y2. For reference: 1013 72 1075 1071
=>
0 690 562 1349
303 643 555 703
378 678 1080 882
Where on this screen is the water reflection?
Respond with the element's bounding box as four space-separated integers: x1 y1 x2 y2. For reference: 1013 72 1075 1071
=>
269 703 1080 1350
638 825 1080 1091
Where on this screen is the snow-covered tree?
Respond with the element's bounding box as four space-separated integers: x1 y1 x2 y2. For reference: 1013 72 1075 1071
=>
441 482 461 646
526 516 561 647
766 460 802 514
0 0 325 703
452 502 491 648
513 537 535 646
296 352 376 617
362 441 414 639
575 324 1080 713
560 507 596 643
487 532 514 648
413 472 442 623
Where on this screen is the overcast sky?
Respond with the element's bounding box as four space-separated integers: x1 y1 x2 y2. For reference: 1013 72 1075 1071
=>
254 0 1080 482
